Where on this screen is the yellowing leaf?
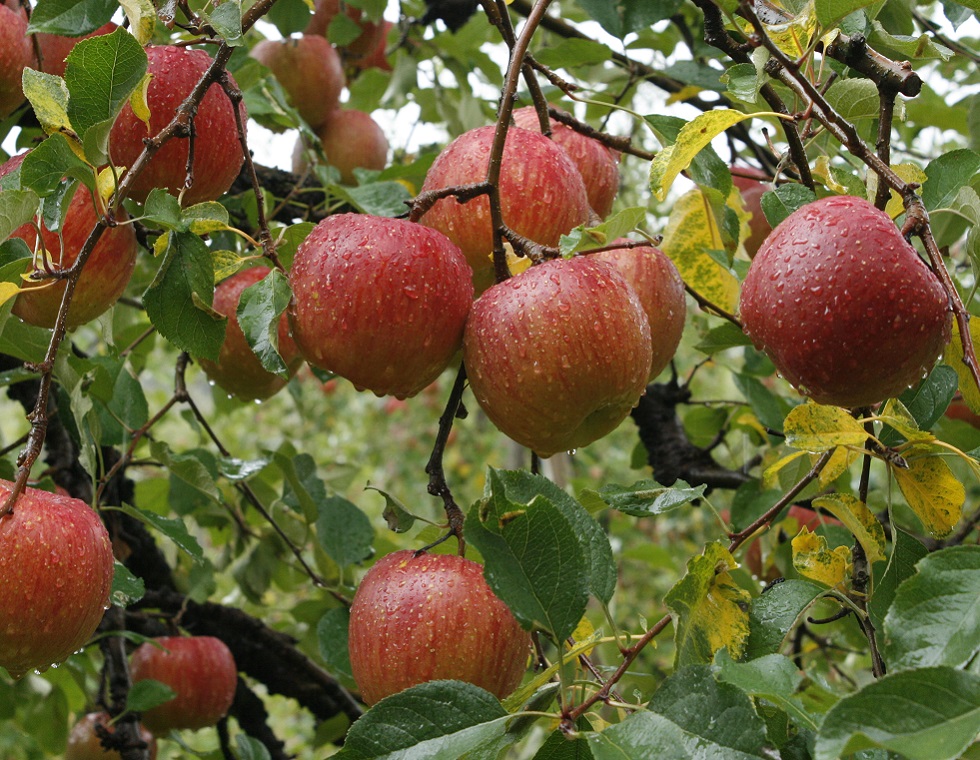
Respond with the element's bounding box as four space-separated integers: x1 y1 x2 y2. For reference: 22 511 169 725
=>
784 402 870 451
881 164 928 219
946 319 980 413
817 446 859 488
660 187 740 314
666 85 705 105
0 282 21 308
129 71 154 131
792 527 850 587
877 398 935 443
21 68 73 137
96 166 121 205
153 231 170 258
118 0 156 44
813 493 886 564
813 156 851 195
762 448 808 489
894 454 965 537
737 2 818 58
650 109 759 201
212 250 246 282
568 617 596 656
734 410 769 440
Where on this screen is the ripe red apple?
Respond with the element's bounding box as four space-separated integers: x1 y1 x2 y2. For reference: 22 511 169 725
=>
249 34 345 128
592 240 686 380
353 20 393 72
463 256 652 457
0 4 33 119
0 152 138 329
739 195 951 408
306 0 386 59
512 106 620 219
418 126 591 282
731 166 772 258
65 713 157 760
109 45 246 205
196 266 305 401
293 108 389 185
0 481 114 680
348 550 531 705
129 636 238 733
36 23 118 77
287 214 473 398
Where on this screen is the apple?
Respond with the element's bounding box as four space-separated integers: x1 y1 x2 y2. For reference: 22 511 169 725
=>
419 126 591 283
287 213 473 399
512 106 620 219
739 195 951 408
196 266 305 401
35 23 118 77
305 0 386 60
348 550 531 705
0 4 33 119
293 108 389 185
463 256 652 457
731 166 772 258
0 481 114 680
129 636 238 733
108 45 246 205
65 713 157 760
353 20 393 72
592 239 686 380
0 152 138 329
249 34 345 128
944 393 980 428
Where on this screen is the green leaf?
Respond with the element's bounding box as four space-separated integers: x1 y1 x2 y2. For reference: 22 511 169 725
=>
814 667 980 760
714 650 819 730
117 502 205 564
0 189 40 242
110 561 145 607
922 149 980 211
746 579 826 658
206 0 244 47
760 184 817 228
126 678 176 712
879 365 957 446
150 440 222 507
695 322 754 355
237 268 292 376
142 188 184 231
575 0 622 38
559 207 648 256
868 527 928 632
815 0 879 28
824 78 881 121
19 134 93 197
332 181 413 218
535 39 612 69
882 546 980 672
143 231 226 361
236 735 273 760
366 486 421 533
336 681 510 759
317 607 353 682
26 0 117 34
315 495 375 569
591 479 706 517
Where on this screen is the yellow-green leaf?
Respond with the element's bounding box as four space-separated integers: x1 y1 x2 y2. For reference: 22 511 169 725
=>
762 448 808 490
737 3 818 58
877 398 935 443
946 319 980 413
212 250 246 282
650 109 758 201
881 164 928 220
792 527 850 587
96 166 122 205
894 455 965 538
817 446 859 488
22 68 73 137
813 494 886 564
118 0 156 44
0 282 21 308
152 231 170 258
660 187 740 314
784 402 870 451
129 71 153 131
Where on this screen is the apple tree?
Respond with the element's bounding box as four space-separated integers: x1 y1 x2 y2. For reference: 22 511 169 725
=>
0 0 978 757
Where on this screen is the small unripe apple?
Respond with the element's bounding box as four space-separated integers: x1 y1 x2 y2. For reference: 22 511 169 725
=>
306 0 386 59
0 4 34 119
65 713 157 760
348 550 531 705
249 34 345 128
36 23 118 77
739 195 951 408
293 108 389 185
0 481 114 680
731 167 772 258
196 266 304 401
419 126 591 281
592 240 686 380
288 214 473 399
109 45 246 205
464 256 652 457
512 106 620 219
0 152 138 329
129 636 238 733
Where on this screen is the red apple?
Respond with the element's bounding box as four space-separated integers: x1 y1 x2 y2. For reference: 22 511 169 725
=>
348 550 531 705
35 23 118 77
944 393 980 428
739 195 951 408
109 45 246 205
463 256 652 457
0 481 114 680
196 265 305 401
129 636 238 733
293 108 389 185
353 20 393 72
249 34 345 128
65 713 157 760
306 0 386 59
418 126 591 281
0 4 34 119
512 106 620 219
592 240 686 380
731 167 772 258
0 152 138 329
287 214 473 398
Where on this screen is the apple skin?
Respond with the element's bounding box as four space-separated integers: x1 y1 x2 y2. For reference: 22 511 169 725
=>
293 108 389 185
65 713 157 760
0 152 138 329
0 5 34 119
463 256 652 457
419 126 591 281
731 167 772 258
250 34 345 129
0 481 114 680
592 240 686 380
348 550 531 706
287 214 473 399
129 636 238 733
739 195 951 408
108 45 246 205
36 23 118 77
353 20 393 72
305 0 386 59
196 266 305 401
512 106 620 219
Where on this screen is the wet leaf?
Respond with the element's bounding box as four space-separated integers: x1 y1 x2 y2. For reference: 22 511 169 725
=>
783 402 870 451
791 527 849 587
893 453 965 537
812 494 886 564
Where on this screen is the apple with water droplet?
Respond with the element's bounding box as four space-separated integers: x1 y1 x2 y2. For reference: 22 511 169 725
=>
348 550 531 705
65 712 157 760
293 108 389 185
129 636 238 733
287 214 473 399
0 4 33 119
739 195 951 408
464 256 652 457
0 481 114 680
